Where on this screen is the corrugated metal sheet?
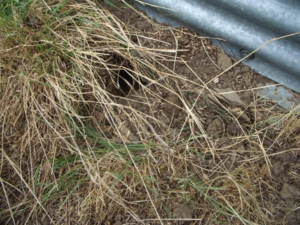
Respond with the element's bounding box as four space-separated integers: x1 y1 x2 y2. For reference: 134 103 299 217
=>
134 0 300 92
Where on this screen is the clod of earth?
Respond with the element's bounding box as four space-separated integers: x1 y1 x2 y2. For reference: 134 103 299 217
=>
227 121 243 136
173 204 194 220
272 163 285 177
164 94 182 112
207 118 224 136
135 20 151 31
217 52 232 70
280 183 300 200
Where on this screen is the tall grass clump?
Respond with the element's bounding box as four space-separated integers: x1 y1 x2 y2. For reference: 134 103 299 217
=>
0 0 163 223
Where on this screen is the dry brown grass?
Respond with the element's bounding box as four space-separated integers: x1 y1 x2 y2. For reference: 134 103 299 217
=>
0 0 299 224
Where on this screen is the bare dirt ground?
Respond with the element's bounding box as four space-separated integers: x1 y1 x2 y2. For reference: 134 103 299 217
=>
103 1 300 224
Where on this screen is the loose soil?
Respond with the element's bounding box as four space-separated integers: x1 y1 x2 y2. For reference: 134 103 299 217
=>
103 1 300 224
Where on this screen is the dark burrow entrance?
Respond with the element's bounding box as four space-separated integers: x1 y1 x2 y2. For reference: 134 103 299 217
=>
115 69 147 96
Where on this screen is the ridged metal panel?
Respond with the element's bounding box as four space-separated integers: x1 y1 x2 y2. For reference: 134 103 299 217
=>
134 0 300 92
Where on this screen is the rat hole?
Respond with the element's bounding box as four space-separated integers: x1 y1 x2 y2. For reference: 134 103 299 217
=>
116 70 142 96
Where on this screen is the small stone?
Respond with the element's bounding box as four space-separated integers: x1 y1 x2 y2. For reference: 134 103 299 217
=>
217 52 232 70
213 78 219 83
243 66 251 72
